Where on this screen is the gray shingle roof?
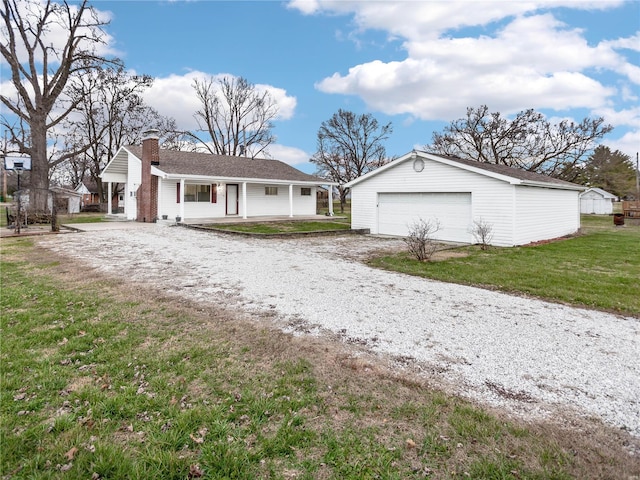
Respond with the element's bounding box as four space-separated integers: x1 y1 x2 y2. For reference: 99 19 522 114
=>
125 146 328 184
423 151 581 188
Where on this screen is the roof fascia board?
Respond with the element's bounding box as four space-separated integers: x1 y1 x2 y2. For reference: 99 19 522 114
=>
520 180 586 191
345 150 581 190
344 151 520 187
161 173 336 186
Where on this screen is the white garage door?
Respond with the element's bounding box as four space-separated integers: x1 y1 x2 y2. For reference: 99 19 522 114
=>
378 192 472 242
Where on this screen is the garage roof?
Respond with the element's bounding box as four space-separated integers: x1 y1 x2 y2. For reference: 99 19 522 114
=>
345 151 585 191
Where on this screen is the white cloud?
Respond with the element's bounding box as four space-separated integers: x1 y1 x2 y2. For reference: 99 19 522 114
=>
316 2 640 120
603 32 640 52
142 71 205 130
289 0 623 41
286 0 322 15
143 71 297 132
593 106 640 129
589 106 640 160
606 130 640 161
261 144 311 166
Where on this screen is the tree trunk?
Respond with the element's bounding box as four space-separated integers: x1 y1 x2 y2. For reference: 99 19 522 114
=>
29 124 50 214
339 187 348 214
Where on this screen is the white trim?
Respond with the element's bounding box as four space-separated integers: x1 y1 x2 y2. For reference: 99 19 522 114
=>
242 182 247 219
579 187 617 199
179 178 185 220
160 172 333 186
108 182 112 214
289 184 294 217
344 151 584 191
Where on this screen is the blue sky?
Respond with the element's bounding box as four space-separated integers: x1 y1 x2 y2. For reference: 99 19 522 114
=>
3 1 640 174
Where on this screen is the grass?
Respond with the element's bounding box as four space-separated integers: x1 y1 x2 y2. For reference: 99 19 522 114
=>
2 238 638 479
206 220 351 234
0 207 105 229
370 215 640 317
56 212 106 224
317 200 351 221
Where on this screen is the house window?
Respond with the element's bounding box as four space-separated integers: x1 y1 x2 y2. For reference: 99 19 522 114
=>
185 184 211 202
265 186 278 196
301 187 311 196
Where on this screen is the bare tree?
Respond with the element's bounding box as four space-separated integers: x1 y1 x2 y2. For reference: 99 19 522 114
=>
190 76 278 158
404 218 441 261
426 105 613 181
470 218 494 250
58 64 176 202
1 0 114 213
311 109 393 212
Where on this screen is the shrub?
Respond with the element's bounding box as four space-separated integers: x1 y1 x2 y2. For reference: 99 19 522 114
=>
470 218 494 250
404 218 441 261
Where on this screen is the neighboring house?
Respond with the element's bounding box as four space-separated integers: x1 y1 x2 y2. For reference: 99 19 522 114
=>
345 151 585 247
75 181 100 207
579 187 617 215
76 180 123 212
100 129 336 222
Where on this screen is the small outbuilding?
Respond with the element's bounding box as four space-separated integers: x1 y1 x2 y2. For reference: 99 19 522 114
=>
345 151 585 247
579 187 617 215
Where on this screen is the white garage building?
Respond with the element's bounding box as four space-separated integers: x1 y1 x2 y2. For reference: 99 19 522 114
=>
345 151 585 247
579 187 617 215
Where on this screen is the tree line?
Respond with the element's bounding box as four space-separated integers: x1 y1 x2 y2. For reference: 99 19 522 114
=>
2 0 635 215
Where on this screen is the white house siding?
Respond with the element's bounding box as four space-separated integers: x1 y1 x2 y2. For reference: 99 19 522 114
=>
158 181 317 220
514 186 580 245
158 180 226 219
245 184 316 217
293 186 317 216
350 158 516 245
125 153 142 220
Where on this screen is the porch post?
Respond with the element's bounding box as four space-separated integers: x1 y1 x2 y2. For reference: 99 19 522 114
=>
107 182 112 215
289 184 294 217
179 178 185 221
242 182 247 219
328 185 334 216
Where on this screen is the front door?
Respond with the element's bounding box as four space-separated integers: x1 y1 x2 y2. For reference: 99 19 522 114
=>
226 184 239 215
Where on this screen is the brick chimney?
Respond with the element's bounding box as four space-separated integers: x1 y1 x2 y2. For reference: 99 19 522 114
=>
137 129 160 222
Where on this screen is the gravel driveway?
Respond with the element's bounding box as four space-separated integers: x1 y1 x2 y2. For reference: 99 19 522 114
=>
40 223 639 437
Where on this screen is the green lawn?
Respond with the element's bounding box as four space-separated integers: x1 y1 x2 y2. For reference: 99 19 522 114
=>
370 215 640 316
206 220 351 234
57 212 107 224
318 201 351 221
2 238 637 479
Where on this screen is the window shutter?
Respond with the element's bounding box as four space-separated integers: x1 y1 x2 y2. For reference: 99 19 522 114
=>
176 182 181 203
211 184 217 203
